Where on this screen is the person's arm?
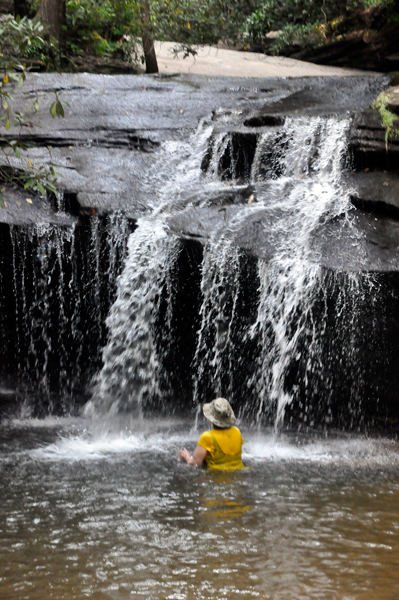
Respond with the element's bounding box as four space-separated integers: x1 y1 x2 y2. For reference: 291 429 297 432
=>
178 444 207 467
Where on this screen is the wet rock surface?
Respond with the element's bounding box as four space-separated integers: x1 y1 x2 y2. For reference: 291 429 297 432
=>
2 72 399 272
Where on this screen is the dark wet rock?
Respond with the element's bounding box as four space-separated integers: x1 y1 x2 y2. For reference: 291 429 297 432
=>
0 183 76 226
311 211 399 272
344 171 399 218
383 86 399 115
348 109 399 171
0 72 388 224
2 71 399 274
244 115 285 127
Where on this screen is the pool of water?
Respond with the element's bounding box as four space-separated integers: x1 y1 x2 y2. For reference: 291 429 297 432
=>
1 416 399 600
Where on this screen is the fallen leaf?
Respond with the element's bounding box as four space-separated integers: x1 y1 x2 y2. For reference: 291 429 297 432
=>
364 167 369 172
248 194 254 204
26 198 33 204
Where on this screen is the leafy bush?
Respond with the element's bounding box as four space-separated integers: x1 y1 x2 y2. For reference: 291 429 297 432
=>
151 0 256 46
372 90 399 145
0 15 63 201
63 0 256 60
242 0 397 52
243 0 353 44
65 0 143 58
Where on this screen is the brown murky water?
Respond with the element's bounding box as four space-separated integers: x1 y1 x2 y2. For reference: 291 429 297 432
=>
1 417 399 599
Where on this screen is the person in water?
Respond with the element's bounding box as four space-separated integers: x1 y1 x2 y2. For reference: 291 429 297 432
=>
178 397 245 470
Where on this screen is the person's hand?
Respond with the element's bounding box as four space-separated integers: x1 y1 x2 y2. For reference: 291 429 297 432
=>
178 448 191 462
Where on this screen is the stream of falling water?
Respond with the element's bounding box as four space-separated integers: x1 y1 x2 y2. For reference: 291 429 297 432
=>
8 212 130 413
87 114 367 432
193 116 357 428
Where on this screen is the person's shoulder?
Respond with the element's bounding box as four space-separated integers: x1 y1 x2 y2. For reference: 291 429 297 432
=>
230 426 242 434
231 426 244 443
198 430 213 447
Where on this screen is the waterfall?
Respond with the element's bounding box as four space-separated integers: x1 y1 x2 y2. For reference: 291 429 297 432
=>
85 122 213 416
253 117 352 428
87 222 180 416
5 212 130 414
10 223 79 410
191 116 363 428
88 114 366 430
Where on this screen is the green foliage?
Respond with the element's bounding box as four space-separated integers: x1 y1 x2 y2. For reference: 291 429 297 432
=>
0 15 64 202
65 0 143 58
0 13 58 67
268 22 326 53
63 0 256 61
242 0 392 52
371 91 399 146
243 0 347 42
151 0 256 46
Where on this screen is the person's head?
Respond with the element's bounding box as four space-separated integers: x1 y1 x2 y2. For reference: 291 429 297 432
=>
203 397 236 429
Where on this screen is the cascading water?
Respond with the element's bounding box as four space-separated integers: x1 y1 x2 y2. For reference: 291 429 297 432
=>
2 212 130 414
10 222 80 410
86 124 214 417
87 223 180 416
251 117 353 428
88 113 377 430
190 115 376 428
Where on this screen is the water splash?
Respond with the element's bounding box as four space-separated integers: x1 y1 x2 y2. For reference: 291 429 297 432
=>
86 122 214 417
87 223 179 416
192 238 241 406
192 116 358 429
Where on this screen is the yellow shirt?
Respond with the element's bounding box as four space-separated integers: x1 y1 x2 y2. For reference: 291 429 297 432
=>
198 426 245 471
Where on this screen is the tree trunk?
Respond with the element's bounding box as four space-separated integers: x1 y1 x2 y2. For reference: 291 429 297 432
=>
14 0 34 18
40 0 66 47
141 0 158 74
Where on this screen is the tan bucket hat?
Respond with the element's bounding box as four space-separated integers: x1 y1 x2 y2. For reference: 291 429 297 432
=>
203 398 236 428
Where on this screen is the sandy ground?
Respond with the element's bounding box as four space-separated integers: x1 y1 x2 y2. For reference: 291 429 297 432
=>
154 41 374 78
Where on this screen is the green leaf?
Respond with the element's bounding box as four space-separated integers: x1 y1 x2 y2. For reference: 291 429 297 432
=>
34 99 39 112
14 146 20 158
37 182 46 195
50 101 57 118
56 101 65 118
5 119 10 129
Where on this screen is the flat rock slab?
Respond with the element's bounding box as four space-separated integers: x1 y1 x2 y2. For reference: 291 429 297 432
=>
311 211 399 272
0 184 75 226
2 71 399 273
1 72 389 221
154 42 376 78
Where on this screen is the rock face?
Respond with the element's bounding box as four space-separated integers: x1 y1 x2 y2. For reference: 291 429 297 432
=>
2 72 399 425
2 71 398 273
0 73 389 214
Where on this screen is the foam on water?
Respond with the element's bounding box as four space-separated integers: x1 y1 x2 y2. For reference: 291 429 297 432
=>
13 416 399 468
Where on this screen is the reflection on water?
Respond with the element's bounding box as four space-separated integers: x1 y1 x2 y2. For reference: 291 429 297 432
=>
1 417 399 599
